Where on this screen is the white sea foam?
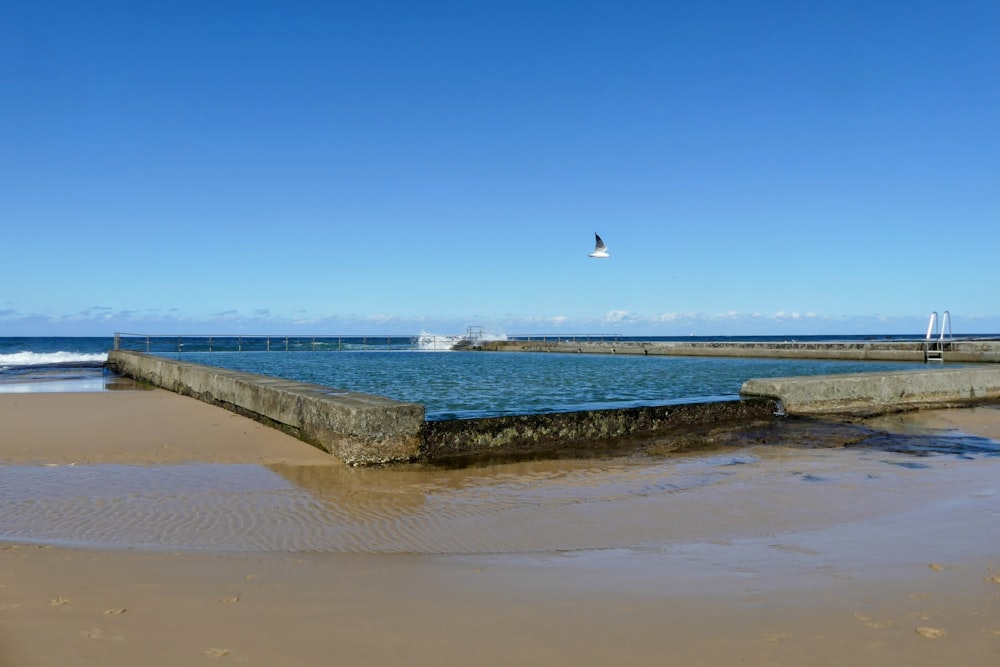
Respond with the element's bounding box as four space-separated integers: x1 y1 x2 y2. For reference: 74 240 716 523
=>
415 333 461 351
415 330 507 351
0 351 108 369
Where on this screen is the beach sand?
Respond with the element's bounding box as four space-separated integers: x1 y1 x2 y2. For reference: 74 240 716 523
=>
1 389 999 666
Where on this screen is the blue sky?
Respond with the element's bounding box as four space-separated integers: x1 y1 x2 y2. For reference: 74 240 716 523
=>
2 0 998 337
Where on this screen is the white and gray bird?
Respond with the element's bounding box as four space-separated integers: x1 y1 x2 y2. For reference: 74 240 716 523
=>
588 233 610 258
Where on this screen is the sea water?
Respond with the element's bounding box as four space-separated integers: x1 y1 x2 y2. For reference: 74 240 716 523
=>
0 334 935 419
0 337 114 393
159 350 930 420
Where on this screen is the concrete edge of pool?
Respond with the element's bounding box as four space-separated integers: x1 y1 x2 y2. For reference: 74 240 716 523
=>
107 349 1000 466
477 338 1000 363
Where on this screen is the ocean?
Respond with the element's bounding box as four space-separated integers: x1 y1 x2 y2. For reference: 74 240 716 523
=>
0 336 113 393
0 333 960 419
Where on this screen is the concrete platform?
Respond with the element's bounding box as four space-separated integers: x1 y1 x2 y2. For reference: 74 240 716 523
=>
478 338 1000 363
741 366 1000 415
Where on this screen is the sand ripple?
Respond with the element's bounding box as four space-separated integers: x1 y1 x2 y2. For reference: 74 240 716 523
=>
1 447 997 554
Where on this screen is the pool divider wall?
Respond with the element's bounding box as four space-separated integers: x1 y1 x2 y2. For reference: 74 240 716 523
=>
421 399 779 462
741 367 1000 415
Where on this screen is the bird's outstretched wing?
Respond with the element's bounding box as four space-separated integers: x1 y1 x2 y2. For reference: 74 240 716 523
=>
589 233 610 258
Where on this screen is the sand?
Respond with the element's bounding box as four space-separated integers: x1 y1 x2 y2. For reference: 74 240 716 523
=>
1 389 999 666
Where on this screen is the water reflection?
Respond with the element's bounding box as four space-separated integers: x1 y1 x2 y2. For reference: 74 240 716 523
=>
1 420 998 554
0 367 147 393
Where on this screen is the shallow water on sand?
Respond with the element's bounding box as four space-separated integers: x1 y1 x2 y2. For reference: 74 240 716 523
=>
2 436 997 554
0 366 143 393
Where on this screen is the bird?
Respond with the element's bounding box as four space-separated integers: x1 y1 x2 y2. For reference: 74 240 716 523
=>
588 233 610 258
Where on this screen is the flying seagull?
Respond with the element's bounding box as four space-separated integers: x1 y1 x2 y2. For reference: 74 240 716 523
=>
588 233 610 258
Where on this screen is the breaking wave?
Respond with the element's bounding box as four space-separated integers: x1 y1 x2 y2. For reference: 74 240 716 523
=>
0 351 108 370
415 330 507 351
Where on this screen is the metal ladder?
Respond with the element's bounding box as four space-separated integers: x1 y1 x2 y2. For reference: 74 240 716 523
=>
924 311 952 363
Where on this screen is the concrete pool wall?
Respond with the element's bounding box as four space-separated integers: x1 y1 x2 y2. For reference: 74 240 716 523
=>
108 350 1000 466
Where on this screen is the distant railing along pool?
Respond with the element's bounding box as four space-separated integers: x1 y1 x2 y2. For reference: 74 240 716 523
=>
113 333 453 353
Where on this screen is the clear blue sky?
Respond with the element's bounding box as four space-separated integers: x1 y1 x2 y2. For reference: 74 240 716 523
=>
2 0 998 337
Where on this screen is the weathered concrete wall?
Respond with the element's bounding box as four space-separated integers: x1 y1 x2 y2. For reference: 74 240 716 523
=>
479 339 1000 363
740 367 1000 415
107 351 425 465
107 351 781 466
422 399 779 463
108 349 1000 466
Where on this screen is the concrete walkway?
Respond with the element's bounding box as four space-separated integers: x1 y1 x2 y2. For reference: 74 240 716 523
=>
741 366 1000 415
478 338 1000 363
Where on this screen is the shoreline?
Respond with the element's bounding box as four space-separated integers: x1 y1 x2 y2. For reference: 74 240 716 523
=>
1 390 999 664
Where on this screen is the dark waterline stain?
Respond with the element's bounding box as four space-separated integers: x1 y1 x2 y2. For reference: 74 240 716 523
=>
854 432 1000 459
881 460 933 470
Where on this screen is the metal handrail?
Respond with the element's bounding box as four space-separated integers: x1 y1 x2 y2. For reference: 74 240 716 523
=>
112 331 627 352
507 333 622 343
925 312 937 341
924 311 953 342
113 333 435 353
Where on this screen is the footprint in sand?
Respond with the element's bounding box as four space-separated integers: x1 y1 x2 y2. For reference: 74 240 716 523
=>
915 627 946 639
204 648 230 658
104 608 126 615
49 597 70 606
854 612 891 630
219 596 240 604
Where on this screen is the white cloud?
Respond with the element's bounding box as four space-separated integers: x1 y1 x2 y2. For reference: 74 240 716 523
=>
651 312 701 323
603 310 632 323
1 303 998 337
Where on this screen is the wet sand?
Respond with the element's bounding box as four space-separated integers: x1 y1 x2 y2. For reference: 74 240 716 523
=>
1 390 999 666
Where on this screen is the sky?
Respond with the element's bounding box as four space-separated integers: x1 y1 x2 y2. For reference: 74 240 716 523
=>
2 0 998 337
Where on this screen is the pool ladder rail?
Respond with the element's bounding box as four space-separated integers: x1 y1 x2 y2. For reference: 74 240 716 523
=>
924 311 952 363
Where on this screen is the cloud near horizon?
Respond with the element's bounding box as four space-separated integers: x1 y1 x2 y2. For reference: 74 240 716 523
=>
2 307 998 337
